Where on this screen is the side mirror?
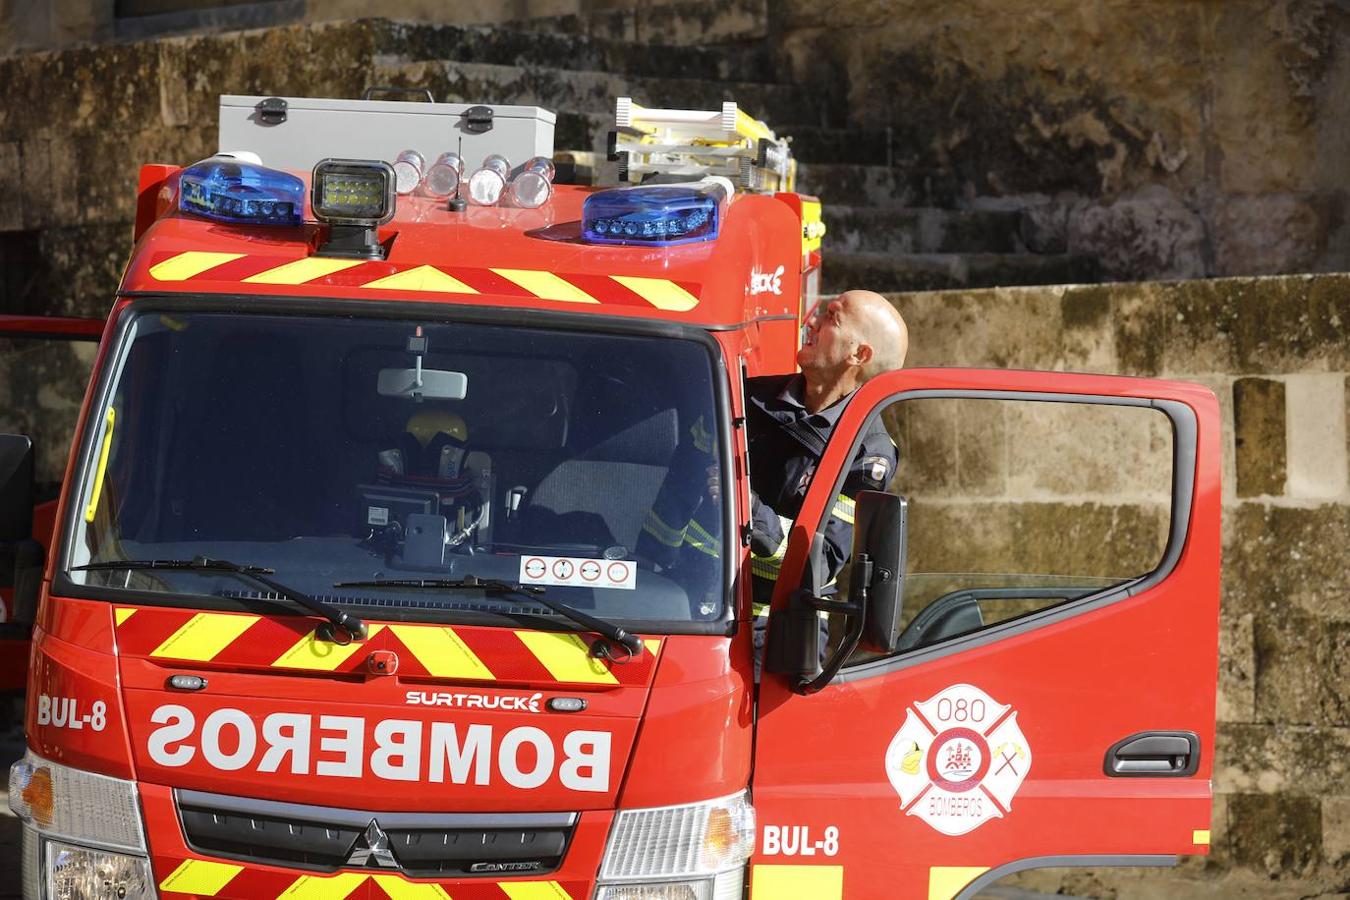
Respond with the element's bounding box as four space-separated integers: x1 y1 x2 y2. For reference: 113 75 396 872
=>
853 491 907 654
0 434 34 542
0 434 41 632
767 491 908 693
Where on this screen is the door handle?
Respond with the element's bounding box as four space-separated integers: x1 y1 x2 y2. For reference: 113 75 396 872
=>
1105 731 1200 777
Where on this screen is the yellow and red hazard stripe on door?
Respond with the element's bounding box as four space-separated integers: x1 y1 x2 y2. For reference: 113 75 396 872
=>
114 606 660 687
158 856 585 899
146 252 701 312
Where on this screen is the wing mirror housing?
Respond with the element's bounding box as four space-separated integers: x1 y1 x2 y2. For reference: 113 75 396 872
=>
0 434 34 542
768 491 908 693
856 491 907 655
0 434 42 632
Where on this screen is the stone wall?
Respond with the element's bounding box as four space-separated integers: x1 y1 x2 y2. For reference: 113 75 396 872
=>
0 0 670 54
779 0 1350 282
3 5 1347 305
890 273 1350 898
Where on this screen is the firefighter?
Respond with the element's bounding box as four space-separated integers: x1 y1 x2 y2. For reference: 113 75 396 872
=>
639 291 907 627
741 290 909 608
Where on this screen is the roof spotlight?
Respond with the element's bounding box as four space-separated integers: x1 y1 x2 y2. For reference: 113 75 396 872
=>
311 158 397 259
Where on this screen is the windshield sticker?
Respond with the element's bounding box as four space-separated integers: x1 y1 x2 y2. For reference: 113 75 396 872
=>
884 684 1032 836
520 555 635 591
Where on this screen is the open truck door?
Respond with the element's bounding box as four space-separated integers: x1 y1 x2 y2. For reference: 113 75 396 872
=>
0 315 103 703
751 368 1221 900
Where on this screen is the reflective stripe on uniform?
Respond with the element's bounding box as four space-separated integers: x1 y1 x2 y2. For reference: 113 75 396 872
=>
641 509 687 548
683 519 720 559
750 518 791 580
831 494 856 524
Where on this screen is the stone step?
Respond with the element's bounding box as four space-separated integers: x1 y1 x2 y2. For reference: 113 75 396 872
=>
822 206 1025 255
783 126 894 166
797 162 964 208
372 60 839 141
379 19 777 85
822 251 1100 294
509 0 770 46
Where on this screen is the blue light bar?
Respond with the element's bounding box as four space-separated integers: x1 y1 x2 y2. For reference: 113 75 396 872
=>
582 181 726 247
178 156 305 227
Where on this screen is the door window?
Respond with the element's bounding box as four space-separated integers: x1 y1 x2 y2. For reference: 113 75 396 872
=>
0 333 99 503
849 396 1175 661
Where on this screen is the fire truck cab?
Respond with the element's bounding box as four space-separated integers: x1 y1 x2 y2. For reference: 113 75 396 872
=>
5 95 1221 900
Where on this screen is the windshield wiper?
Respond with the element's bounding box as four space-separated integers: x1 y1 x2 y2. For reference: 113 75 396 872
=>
75 556 368 643
334 574 643 656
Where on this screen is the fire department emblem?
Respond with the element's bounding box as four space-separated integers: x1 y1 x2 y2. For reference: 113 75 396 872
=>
884 683 1031 836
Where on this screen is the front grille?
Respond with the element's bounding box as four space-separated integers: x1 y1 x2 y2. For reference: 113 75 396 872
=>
176 790 576 877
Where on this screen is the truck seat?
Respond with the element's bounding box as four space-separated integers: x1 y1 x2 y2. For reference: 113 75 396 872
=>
519 409 678 551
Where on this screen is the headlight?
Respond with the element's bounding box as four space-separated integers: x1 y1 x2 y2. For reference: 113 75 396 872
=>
45 839 154 900
8 751 145 852
596 791 754 900
9 751 152 900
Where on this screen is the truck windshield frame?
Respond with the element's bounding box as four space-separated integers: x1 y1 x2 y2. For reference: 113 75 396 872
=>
54 294 738 637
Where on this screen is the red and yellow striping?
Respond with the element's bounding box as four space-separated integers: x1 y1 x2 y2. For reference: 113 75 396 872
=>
146 251 702 312
158 856 584 899
113 606 660 687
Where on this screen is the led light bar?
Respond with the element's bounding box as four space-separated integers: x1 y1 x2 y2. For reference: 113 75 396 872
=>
178 155 304 227
583 178 729 247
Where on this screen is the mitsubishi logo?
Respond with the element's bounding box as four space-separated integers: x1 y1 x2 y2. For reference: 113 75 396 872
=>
346 820 399 868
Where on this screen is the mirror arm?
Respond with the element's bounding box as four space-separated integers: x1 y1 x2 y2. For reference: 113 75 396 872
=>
792 553 872 696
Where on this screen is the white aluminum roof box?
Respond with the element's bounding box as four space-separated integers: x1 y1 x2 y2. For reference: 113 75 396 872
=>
217 95 556 174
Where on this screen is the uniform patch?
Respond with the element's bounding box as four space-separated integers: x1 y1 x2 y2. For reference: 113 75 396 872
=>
862 455 891 487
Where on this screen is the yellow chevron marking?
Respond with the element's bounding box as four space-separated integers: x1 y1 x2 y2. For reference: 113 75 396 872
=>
150 612 259 661
516 631 618 685
391 625 494 680
927 867 989 900
1194 829 1211 845
362 264 477 294
500 882 574 900
490 269 599 304
272 624 386 671
276 872 368 899
643 638 661 658
149 251 244 281
242 257 363 285
114 607 137 626
372 875 454 899
751 865 844 900
158 859 244 896
610 275 699 311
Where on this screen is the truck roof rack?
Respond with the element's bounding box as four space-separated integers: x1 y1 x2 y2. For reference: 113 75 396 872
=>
610 97 794 194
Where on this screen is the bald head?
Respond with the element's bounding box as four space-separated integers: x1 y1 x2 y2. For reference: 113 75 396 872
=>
841 290 909 380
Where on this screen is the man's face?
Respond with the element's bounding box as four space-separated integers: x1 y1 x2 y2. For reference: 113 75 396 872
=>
797 296 861 372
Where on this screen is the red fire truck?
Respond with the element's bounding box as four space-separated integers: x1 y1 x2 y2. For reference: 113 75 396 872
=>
4 95 1220 900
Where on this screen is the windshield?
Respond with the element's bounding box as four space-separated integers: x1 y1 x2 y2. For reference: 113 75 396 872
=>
66 309 728 628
